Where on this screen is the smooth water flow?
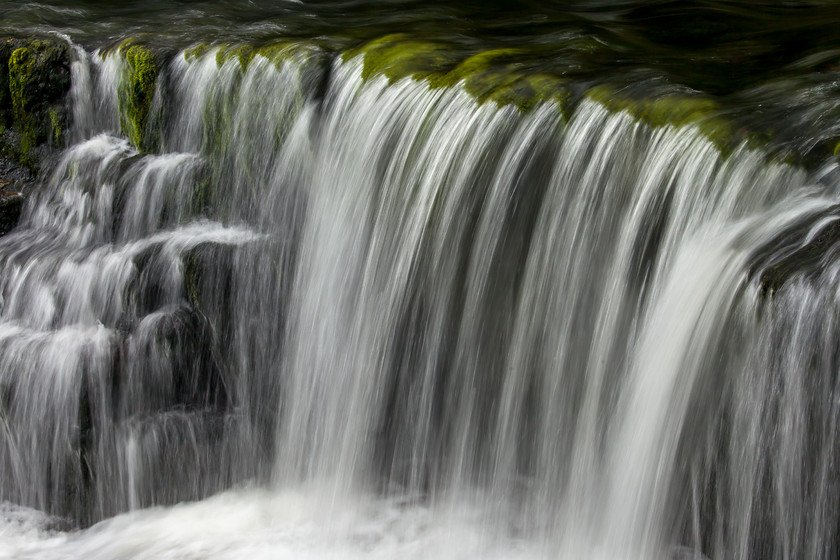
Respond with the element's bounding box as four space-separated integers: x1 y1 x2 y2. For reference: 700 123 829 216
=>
2 36 840 560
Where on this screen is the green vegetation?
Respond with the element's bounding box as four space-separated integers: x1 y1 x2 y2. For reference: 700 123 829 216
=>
117 39 159 153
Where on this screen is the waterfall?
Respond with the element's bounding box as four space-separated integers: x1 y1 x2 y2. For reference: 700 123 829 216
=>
2 37 840 560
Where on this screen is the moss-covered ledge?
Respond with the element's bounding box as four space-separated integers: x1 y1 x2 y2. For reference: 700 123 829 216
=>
339 35 752 148
585 85 736 156
184 40 326 74
341 35 570 114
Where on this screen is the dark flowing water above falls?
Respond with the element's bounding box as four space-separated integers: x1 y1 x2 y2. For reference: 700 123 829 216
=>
3 3 840 559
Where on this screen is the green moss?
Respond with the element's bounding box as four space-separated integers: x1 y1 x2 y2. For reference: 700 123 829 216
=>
183 41 322 77
48 105 64 145
9 45 34 154
343 37 569 113
184 43 211 62
215 43 255 70
343 34 460 83
7 38 70 168
586 85 734 155
438 49 522 92
117 40 159 152
212 41 324 73
745 130 773 152
254 41 321 70
484 74 569 114
8 47 35 150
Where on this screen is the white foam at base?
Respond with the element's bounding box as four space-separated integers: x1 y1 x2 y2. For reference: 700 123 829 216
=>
0 489 542 560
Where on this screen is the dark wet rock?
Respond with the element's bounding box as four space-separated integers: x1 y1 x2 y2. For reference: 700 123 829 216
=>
750 206 840 295
0 153 33 183
0 187 23 235
139 304 229 413
0 154 31 236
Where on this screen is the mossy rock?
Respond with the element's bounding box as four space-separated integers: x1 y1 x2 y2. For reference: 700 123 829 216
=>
444 51 568 113
184 41 324 73
586 85 734 155
184 43 212 62
343 36 569 113
5 37 71 168
435 48 523 93
49 105 67 145
117 39 160 153
484 74 570 114
254 41 325 71
343 34 460 83
215 43 256 70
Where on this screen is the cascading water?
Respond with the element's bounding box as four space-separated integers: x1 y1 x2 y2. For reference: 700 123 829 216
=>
2 14 840 559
